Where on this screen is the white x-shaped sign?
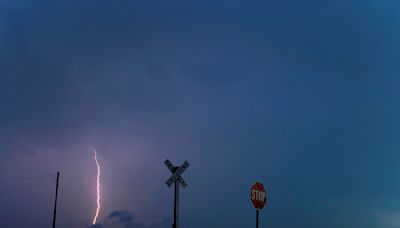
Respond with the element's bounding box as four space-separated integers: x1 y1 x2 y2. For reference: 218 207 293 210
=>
165 160 189 188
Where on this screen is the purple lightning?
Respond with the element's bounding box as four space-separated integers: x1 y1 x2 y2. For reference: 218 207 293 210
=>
91 147 101 225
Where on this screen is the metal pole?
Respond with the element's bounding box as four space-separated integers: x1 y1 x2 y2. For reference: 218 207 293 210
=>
173 181 180 228
52 172 60 228
256 209 259 228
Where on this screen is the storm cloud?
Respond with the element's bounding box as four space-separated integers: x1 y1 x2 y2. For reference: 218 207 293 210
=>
0 0 399 227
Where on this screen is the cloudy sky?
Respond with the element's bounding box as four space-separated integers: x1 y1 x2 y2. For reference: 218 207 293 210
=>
1 0 400 227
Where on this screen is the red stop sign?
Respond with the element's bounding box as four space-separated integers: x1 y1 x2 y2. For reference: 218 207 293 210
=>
251 182 267 209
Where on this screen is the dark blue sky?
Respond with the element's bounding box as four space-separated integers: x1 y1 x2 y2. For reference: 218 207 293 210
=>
1 0 400 227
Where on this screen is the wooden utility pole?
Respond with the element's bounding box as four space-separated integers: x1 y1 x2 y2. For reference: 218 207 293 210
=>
52 172 60 228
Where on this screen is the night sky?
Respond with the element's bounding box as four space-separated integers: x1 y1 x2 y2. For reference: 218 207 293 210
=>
1 0 400 227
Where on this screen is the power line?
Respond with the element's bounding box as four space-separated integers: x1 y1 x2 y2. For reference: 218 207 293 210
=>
0 174 55 183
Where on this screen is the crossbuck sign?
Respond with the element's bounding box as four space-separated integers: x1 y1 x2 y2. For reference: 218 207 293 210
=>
165 160 189 188
164 159 189 228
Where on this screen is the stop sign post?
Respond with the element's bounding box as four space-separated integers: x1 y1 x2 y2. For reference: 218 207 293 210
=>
251 182 267 228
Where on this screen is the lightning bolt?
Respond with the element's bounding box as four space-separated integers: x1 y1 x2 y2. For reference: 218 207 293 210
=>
91 147 101 225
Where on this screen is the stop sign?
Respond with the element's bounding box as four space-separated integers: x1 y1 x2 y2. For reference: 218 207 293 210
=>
251 182 267 209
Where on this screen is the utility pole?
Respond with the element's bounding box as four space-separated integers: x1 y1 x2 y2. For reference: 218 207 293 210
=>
52 172 60 228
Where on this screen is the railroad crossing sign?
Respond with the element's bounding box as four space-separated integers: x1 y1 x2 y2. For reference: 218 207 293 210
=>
164 159 190 228
165 160 189 188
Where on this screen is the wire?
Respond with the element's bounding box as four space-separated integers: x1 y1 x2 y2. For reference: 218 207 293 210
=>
0 174 56 183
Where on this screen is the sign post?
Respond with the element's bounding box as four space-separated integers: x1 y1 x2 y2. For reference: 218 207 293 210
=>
165 160 189 228
256 209 259 228
251 182 267 228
